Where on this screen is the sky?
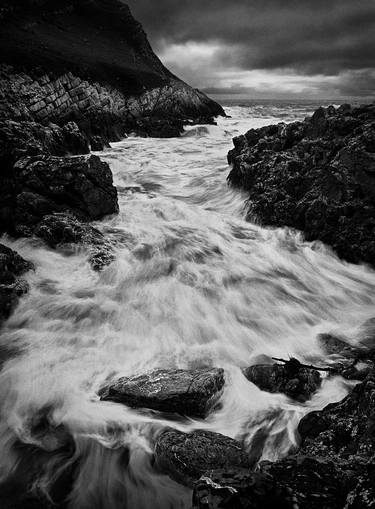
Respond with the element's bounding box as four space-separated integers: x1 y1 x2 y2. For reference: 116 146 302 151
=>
126 0 375 100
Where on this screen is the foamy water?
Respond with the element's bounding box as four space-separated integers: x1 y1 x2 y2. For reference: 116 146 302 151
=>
1 104 374 508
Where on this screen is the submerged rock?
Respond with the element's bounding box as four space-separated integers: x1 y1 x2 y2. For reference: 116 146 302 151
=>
0 243 33 324
100 368 225 417
243 358 321 402
227 103 375 266
35 213 115 270
12 154 118 235
155 429 251 486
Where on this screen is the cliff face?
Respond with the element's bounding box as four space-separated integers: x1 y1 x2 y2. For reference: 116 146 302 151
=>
227 104 375 267
0 0 224 139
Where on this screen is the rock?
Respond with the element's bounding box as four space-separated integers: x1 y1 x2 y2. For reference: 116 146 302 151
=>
192 457 348 509
192 468 293 509
100 368 225 418
317 332 355 356
0 1 224 142
12 154 118 235
298 373 375 459
130 117 184 138
90 136 106 151
227 103 375 266
35 213 115 270
243 358 321 402
0 243 33 324
155 429 251 486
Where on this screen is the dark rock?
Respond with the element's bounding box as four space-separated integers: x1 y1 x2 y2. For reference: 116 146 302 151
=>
298 373 375 459
192 468 293 509
155 429 251 486
12 154 118 235
243 358 321 402
0 1 224 139
131 117 184 138
227 103 375 266
35 213 115 270
317 332 356 356
100 368 225 418
90 136 106 152
0 243 33 324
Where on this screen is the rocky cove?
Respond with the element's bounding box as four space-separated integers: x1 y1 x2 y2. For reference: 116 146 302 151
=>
1 2 375 509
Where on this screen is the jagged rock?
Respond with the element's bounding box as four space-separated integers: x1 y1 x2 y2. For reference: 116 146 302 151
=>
227 103 375 266
100 368 225 417
298 373 375 460
243 359 321 402
192 459 345 509
35 213 115 270
0 243 33 324
12 154 118 235
0 120 89 167
90 136 106 152
0 1 224 141
155 429 251 487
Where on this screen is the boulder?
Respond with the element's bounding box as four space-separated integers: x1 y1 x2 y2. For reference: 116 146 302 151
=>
155 429 251 486
227 103 375 266
0 243 33 324
100 368 225 417
12 154 118 235
35 213 115 270
243 358 321 402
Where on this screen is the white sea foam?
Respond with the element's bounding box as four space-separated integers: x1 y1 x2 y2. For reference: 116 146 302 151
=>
0 104 374 507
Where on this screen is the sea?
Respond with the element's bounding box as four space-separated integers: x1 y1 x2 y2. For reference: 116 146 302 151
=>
0 97 374 508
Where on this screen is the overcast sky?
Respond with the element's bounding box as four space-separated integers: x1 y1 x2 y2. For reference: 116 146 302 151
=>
127 0 375 99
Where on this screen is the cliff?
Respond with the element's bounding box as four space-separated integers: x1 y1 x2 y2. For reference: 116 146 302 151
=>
0 0 224 141
0 0 225 320
227 103 375 267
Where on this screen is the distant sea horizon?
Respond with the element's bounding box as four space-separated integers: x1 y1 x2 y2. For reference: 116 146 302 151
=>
207 94 374 108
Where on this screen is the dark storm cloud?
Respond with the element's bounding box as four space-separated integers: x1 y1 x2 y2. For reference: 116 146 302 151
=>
127 0 375 75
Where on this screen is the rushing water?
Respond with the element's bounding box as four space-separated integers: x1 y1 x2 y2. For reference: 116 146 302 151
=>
1 101 375 508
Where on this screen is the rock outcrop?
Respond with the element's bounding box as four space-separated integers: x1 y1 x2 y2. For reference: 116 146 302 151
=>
155 429 251 487
0 243 33 325
193 361 375 508
227 103 375 266
243 358 321 402
100 368 225 418
9 154 118 236
0 0 224 144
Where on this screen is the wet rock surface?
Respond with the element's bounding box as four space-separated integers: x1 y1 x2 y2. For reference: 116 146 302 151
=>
11 154 118 236
227 103 375 266
155 429 251 487
100 368 225 418
0 243 33 324
243 358 321 402
35 213 115 270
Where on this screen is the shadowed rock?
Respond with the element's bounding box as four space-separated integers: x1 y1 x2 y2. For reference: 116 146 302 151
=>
243 358 321 402
35 213 115 270
192 468 298 509
0 243 33 324
155 429 251 487
100 368 225 418
12 154 118 235
227 103 375 267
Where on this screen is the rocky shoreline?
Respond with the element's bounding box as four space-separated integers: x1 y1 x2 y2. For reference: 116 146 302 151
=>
228 103 375 267
0 0 224 324
1 2 375 509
